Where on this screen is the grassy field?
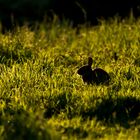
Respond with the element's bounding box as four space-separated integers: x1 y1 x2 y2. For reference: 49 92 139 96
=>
0 17 140 140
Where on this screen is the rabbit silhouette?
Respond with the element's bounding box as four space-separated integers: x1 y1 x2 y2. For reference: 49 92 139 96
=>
77 57 110 85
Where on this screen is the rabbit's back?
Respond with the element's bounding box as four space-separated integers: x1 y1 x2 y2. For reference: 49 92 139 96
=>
92 68 110 84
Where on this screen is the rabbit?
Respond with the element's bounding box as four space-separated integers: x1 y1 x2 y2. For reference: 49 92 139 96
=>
77 57 110 85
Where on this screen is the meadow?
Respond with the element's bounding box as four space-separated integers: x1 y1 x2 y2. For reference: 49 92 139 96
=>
0 16 140 140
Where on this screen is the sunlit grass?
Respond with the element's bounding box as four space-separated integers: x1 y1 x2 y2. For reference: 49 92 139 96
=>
0 17 140 139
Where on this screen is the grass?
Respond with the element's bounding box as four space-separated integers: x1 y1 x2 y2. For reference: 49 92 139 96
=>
0 17 140 140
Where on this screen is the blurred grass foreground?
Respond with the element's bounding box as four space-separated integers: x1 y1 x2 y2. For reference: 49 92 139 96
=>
0 16 140 139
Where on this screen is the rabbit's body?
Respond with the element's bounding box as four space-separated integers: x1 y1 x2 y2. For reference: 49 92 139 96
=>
77 57 110 85
92 68 110 85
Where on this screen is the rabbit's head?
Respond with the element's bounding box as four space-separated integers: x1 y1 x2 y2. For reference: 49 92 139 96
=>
77 57 93 75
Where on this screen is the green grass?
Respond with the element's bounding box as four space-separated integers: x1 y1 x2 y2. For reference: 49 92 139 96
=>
0 17 140 140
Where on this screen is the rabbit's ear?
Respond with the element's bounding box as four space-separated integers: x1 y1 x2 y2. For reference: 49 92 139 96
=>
88 57 93 66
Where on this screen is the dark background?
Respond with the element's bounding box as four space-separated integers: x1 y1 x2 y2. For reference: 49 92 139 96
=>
0 0 140 29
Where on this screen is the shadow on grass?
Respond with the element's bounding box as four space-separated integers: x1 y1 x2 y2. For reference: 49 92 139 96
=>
44 92 69 118
134 58 140 67
1 110 59 140
43 92 140 128
81 96 140 128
